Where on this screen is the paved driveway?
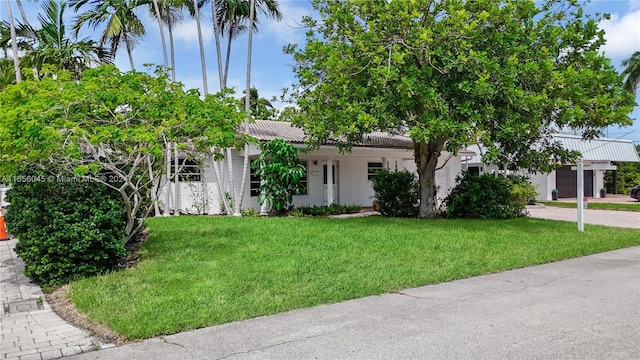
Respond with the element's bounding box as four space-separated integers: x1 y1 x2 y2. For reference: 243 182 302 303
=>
527 206 640 229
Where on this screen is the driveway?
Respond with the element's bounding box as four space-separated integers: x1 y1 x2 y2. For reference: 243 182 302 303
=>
527 205 640 229
66 246 640 360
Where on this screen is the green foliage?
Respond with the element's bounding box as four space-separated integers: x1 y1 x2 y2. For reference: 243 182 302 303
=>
370 170 418 218
241 208 259 217
251 139 307 213
508 175 539 212
242 86 276 120
445 173 536 219
297 203 361 216
285 0 636 218
0 65 243 243
5 167 127 287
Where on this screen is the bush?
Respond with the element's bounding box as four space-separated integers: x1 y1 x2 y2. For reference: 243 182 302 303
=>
4 167 127 287
370 170 418 218
444 172 537 219
296 203 361 216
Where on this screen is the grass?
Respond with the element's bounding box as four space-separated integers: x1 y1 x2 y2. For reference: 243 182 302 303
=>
68 216 640 340
540 201 640 212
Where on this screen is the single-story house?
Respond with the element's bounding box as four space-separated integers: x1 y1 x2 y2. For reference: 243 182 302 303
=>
466 133 640 200
160 120 476 214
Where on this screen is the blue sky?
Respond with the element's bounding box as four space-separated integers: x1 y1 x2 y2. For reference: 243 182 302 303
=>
5 0 640 143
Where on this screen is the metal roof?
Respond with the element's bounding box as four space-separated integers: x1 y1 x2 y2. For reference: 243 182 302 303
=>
552 134 640 162
467 134 640 164
247 120 475 155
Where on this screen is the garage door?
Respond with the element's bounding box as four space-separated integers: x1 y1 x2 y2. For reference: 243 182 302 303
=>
555 165 593 198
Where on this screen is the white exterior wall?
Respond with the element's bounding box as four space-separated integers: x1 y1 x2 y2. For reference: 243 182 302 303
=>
530 171 555 201
158 145 468 214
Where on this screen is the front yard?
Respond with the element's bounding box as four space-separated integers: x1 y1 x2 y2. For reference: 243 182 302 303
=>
68 216 640 340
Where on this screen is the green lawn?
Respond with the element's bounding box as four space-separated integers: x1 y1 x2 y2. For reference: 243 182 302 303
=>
69 216 640 339
540 201 640 212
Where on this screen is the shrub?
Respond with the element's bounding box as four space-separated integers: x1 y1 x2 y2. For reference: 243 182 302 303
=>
296 203 361 216
251 139 307 214
4 167 127 287
370 170 418 218
444 172 537 219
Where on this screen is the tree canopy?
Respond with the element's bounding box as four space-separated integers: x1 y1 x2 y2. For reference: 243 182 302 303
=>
285 0 636 217
0 65 244 241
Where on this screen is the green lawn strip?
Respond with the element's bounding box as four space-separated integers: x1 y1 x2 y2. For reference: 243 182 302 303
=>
540 201 640 211
68 216 640 339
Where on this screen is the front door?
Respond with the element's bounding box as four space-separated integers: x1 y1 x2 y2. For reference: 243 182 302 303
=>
322 162 339 203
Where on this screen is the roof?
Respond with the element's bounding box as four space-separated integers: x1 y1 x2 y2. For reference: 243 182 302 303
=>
552 134 640 162
247 119 413 149
247 120 476 155
467 134 640 164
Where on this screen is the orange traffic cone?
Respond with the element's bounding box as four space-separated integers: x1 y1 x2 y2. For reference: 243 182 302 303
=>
0 208 9 241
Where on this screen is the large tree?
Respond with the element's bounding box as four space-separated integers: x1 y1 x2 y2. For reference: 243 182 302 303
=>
0 65 244 242
286 0 636 218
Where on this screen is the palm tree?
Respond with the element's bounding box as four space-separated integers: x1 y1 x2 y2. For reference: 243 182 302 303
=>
622 51 640 96
235 0 257 216
69 0 147 70
148 0 189 81
242 86 275 119
4 0 21 83
212 0 282 88
191 0 208 94
150 0 168 69
17 0 112 79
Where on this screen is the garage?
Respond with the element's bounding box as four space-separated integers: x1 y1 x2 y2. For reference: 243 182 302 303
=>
555 165 593 198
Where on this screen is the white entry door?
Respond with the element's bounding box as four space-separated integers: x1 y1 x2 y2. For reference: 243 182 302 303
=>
322 162 339 203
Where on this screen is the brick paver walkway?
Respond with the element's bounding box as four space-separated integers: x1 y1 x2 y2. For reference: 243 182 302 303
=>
1 238 110 360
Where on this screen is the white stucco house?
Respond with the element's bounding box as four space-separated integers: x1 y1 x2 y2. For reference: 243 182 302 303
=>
160 120 475 214
466 134 640 201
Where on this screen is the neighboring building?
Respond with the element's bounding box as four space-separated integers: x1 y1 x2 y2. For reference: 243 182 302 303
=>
160 120 475 214
466 134 640 200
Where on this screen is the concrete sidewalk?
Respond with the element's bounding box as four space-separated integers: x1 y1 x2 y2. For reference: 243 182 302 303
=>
1 239 109 360
527 206 640 229
66 246 640 360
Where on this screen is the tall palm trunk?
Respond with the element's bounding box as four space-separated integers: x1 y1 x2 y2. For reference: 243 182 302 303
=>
211 0 225 90
168 18 176 81
223 27 234 87
152 0 168 68
123 30 136 70
4 0 21 83
15 0 28 25
236 0 256 215
192 0 208 94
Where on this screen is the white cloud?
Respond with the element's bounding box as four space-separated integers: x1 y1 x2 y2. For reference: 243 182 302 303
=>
599 10 640 58
261 1 314 45
173 19 214 47
629 0 640 12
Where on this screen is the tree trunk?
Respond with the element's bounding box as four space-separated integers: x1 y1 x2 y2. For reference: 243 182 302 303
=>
415 139 445 218
236 0 256 216
223 28 233 87
192 0 208 95
211 0 225 90
152 0 168 69
168 18 176 81
123 30 136 70
4 1 21 83
15 0 28 25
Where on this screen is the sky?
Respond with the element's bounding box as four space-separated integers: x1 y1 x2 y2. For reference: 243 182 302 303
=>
3 0 640 144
